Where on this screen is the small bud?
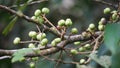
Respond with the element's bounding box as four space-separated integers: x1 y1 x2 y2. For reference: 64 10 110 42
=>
65 18 72 26
58 19 65 26
28 31 37 38
74 41 81 45
103 7 111 14
34 9 41 16
71 28 78 34
40 38 48 46
80 59 85 64
89 23 95 30
70 49 78 55
42 7 50 14
13 37 21 45
28 43 35 48
98 24 104 31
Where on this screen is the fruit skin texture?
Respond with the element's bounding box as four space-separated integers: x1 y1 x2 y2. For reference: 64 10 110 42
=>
103 7 111 14
71 28 78 34
40 38 48 46
65 18 72 26
13 37 21 45
58 19 65 26
28 31 37 38
70 49 78 54
42 7 50 14
34 9 41 16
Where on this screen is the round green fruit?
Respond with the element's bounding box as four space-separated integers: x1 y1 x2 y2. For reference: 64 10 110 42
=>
80 59 85 64
65 18 72 26
89 23 95 29
103 7 111 14
28 31 37 38
74 41 81 45
54 38 61 43
84 44 90 49
34 9 41 16
51 41 56 46
29 62 35 68
40 38 48 46
36 33 46 40
58 19 65 26
70 49 78 55
28 43 35 48
79 47 85 52
98 24 104 31
13 37 21 45
42 7 50 14
71 28 78 34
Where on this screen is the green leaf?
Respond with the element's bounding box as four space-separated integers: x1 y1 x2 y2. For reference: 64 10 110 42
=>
12 48 33 63
2 17 18 36
89 53 111 68
104 23 120 54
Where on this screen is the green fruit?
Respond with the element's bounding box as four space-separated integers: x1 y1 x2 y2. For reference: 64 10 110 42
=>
36 33 46 40
34 9 41 16
112 13 118 20
38 17 44 24
99 18 106 25
58 19 65 26
79 47 85 52
31 16 36 20
70 49 78 54
32 57 39 61
28 31 37 38
89 23 95 29
40 38 48 46
19 57 25 62
42 7 50 14
13 37 21 45
65 18 72 26
103 7 111 14
28 43 35 48
54 38 61 43
51 41 56 46
29 62 35 68
74 41 81 45
84 44 90 49
80 59 85 64
71 28 78 34
98 24 104 31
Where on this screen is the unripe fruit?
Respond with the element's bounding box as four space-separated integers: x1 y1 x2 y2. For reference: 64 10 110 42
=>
58 19 65 26
51 41 56 46
36 33 46 40
54 38 61 43
98 24 104 31
29 62 35 68
42 7 50 14
80 59 85 64
89 23 95 29
13 37 21 45
99 18 106 25
32 57 39 61
28 43 35 48
112 13 118 20
84 44 90 49
40 38 48 46
70 49 78 55
74 41 81 45
28 31 37 38
71 28 78 34
65 18 72 26
34 9 41 16
79 47 85 52
31 16 36 20
103 7 111 14
38 17 44 24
